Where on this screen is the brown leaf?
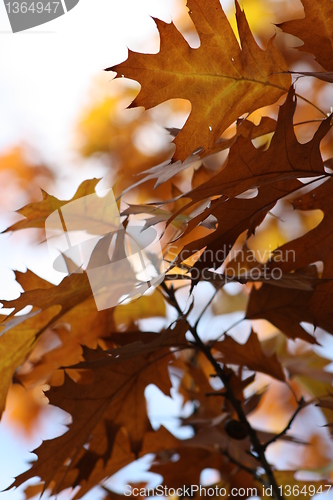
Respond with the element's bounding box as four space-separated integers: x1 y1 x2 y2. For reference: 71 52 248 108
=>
107 0 290 161
150 447 227 488
1 271 92 319
76 319 191 366
169 88 331 280
13 350 171 491
59 428 136 499
173 88 330 215
278 0 333 71
213 330 285 381
269 178 333 332
246 275 318 344
175 177 303 281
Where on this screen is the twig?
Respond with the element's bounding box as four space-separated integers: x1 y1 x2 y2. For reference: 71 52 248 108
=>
222 448 263 484
209 317 244 346
205 391 227 397
295 93 327 117
194 289 218 328
262 397 305 450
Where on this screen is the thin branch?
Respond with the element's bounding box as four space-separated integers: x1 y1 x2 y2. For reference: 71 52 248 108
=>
194 289 218 328
209 317 244 346
222 448 264 484
294 93 327 117
205 391 227 397
160 282 285 500
294 118 326 127
262 397 306 450
285 381 301 405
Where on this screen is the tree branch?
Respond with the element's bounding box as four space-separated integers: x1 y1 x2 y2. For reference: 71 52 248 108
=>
262 397 305 450
161 282 285 500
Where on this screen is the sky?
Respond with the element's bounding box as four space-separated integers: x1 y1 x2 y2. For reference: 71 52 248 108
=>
0 0 179 160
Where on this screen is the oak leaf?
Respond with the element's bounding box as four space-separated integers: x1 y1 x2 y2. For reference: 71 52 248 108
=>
168 88 331 280
1 271 92 319
278 0 333 71
246 271 318 343
179 88 331 206
174 177 303 281
107 0 290 161
269 178 333 332
0 306 60 417
12 322 190 493
12 353 171 492
213 330 285 381
4 178 100 233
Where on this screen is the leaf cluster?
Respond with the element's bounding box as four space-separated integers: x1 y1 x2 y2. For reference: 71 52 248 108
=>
1 0 333 499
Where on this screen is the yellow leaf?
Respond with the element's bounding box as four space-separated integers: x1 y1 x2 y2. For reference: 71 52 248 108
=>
0 306 60 417
114 290 165 328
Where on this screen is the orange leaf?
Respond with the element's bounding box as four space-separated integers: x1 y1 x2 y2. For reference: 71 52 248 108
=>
107 0 290 161
279 0 333 71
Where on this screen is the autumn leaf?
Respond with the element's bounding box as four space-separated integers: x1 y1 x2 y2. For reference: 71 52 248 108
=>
166 88 330 281
246 270 319 343
11 322 190 493
0 270 97 393
177 88 330 206
213 330 285 381
173 177 303 282
164 87 330 239
150 447 227 488
12 352 171 493
14 269 54 292
1 271 92 318
4 178 100 233
278 0 333 71
107 0 290 161
20 428 137 500
0 306 60 417
50 428 136 500
150 441 256 497
268 178 333 331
